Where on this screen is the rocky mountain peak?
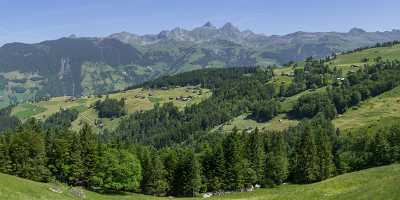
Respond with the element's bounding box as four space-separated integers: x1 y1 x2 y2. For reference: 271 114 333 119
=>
349 27 367 34
221 22 240 32
202 21 216 28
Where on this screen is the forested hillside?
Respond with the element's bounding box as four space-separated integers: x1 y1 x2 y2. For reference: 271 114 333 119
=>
1 42 400 198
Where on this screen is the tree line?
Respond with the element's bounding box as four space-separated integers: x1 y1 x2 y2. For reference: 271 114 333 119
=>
1 111 400 197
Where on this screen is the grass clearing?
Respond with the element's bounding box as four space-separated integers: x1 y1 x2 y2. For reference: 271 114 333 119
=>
334 85 400 130
12 103 47 120
332 44 400 66
214 113 298 133
11 86 211 132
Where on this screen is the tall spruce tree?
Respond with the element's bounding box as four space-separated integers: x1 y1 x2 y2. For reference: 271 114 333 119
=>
223 132 245 190
143 153 168 195
246 129 266 184
265 132 289 185
173 149 201 197
68 133 84 185
79 123 98 187
45 128 72 183
295 122 319 183
202 142 225 192
160 148 178 195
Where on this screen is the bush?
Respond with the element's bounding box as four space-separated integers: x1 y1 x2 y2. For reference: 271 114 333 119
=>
94 97 126 118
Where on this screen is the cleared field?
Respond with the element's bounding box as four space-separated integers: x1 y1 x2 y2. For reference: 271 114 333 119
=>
1 164 399 200
11 86 211 132
214 113 298 133
334 85 400 130
332 44 400 65
328 44 400 74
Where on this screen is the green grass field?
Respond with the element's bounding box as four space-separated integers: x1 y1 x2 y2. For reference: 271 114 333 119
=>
328 44 400 74
11 86 211 132
214 113 298 133
1 164 399 200
334 85 400 130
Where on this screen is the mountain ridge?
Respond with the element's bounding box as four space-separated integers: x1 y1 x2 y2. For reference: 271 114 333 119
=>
1 22 400 104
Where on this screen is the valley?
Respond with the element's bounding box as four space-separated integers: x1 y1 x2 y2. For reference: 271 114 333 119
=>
1 13 400 200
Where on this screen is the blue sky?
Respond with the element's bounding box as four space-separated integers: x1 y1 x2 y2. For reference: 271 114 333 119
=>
0 0 399 45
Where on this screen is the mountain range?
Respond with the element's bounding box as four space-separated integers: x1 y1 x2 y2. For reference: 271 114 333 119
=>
1 22 400 104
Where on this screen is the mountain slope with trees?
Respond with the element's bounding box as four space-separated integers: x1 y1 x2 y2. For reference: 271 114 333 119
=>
1 24 400 107
1 41 400 198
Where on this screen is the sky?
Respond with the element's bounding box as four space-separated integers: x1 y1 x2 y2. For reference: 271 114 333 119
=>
0 0 400 45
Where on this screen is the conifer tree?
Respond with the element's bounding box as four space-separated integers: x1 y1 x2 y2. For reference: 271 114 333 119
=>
68 133 84 185
8 119 50 182
265 132 288 185
246 129 266 184
160 148 178 195
295 123 319 183
173 150 201 197
143 153 168 195
0 132 12 174
315 127 335 180
45 128 72 183
223 132 245 190
79 123 98 187
202 142 225 192
388 124 400 162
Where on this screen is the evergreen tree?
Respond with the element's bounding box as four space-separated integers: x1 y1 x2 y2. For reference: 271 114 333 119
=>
79 123 98 187
160 148 178 195
294 122 319 183
173 150 201 197
388 124 400 162
202 142 225 192
246 129 266 184
142 153 168 195
45 128 72 183
68 133 84 186
223 132 245 190
265 132 289 185
315 127 335 180
8 119 50 182
0 131 12 174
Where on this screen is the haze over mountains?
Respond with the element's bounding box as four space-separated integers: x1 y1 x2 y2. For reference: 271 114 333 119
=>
1 22 400 102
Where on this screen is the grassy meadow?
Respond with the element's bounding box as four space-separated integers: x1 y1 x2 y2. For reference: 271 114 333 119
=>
1 164 399 200
11 86 211 132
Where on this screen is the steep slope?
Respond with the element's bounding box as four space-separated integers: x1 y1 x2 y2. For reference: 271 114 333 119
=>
333 84 400 130
0 37 149 105
1 164 399 200
218 43 400 133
